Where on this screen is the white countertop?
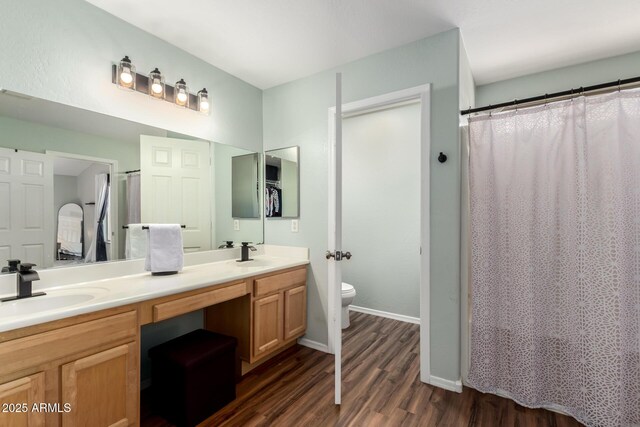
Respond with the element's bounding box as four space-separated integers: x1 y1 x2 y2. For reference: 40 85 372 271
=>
0 246 309 333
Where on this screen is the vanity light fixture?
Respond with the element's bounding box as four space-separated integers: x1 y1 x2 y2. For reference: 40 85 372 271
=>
197 88 210 115
117 56 136 90
112 57 202 112
174 79 189 108
148 68 165 99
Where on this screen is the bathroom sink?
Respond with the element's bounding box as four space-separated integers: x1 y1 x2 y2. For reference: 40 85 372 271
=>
0 287 109 318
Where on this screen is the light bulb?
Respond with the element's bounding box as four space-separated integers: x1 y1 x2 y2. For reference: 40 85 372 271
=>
151 79 163 95
197 88 209 114
120 69 133 85
177 90 187 104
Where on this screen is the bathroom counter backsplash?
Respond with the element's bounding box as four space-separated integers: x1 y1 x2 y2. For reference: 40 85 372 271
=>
0 245 309 333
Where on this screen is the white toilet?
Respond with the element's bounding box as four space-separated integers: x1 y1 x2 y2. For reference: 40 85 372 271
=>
341 282 356 329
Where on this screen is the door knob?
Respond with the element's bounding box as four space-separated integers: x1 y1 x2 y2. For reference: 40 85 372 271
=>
326 251 352 261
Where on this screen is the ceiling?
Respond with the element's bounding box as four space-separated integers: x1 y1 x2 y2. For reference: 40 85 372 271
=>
53 157 94 177
86 0 640 89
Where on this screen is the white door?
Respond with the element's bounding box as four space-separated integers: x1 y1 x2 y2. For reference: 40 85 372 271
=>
140 136 211 252
0 148 54 268
328 73 345 405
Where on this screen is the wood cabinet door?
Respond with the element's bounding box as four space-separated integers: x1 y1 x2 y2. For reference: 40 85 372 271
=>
0 373 45 427
284 286 307 340
61 343 137 427
253 293 283 357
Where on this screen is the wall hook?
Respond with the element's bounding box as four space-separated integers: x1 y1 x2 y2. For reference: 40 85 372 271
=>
438 152 447 163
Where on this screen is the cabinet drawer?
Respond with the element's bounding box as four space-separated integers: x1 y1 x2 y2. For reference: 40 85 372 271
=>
254 267 306 297
0 311 136 376
153 281 247 322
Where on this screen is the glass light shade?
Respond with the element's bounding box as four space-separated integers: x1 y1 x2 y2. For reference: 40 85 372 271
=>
148 68 165 99
117 56 136 90
197 88 210 115
174 79 189 108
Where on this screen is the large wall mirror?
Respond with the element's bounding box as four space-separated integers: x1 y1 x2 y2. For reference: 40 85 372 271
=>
0 91 263 271
265 146 299 218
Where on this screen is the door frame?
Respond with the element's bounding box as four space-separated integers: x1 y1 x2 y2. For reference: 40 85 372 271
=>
47 150 119 261
327 84 431 383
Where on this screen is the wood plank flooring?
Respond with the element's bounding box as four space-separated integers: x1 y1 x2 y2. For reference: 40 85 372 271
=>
141 312 584 427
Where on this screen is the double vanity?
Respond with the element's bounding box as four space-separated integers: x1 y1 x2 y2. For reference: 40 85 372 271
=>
0 245 309 426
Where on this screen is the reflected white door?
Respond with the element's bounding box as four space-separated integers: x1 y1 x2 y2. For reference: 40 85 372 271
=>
140 136 211 252
0 148 54 267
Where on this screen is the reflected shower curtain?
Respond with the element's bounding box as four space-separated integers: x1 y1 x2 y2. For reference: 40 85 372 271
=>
468 90 640 426
85 173 110 263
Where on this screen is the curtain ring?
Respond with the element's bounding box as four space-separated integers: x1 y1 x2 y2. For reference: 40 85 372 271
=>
580 86 584 96
544 93 548 107
570 88 574 101
618 79 621 92
513 99 518 113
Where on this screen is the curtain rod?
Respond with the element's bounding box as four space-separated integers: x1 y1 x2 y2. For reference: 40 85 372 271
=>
461 75 640 116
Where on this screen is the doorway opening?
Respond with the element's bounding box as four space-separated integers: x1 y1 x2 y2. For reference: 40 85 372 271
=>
327 84 431 404
49 151 118 266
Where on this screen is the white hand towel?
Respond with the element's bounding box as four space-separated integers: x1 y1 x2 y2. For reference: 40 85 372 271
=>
144 224 184 273
125 224 147 260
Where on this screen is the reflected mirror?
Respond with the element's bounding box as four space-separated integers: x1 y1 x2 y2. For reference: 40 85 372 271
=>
56 203 84 264
232 153 260 219
265 146 299 218
0 91 263 271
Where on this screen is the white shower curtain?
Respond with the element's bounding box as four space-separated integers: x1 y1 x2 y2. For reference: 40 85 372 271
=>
468 90 640 426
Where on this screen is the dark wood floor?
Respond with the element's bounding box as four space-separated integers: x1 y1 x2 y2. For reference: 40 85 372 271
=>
141 312 583 427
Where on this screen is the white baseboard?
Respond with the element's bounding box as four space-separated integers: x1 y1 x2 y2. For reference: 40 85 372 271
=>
349 305 420 325
429 375 463 393
297 337 330 353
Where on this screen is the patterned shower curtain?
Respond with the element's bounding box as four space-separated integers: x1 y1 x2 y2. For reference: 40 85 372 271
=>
468 90 640 426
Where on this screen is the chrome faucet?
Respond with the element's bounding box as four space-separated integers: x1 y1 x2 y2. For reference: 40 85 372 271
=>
1 261 46 302
218 241 235 249
237 242 257 262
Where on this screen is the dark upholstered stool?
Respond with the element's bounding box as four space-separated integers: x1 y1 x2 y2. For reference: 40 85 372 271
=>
148 329 237 427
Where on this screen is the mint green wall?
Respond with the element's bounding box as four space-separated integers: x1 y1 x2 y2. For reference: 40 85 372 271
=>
0 0 262 152
0 117 139 171
459 36 476 111
263 29 462 382
477 50 640 106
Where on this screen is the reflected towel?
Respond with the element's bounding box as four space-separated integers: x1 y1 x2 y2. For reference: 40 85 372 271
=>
125 224 147 260
144 224 184 273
